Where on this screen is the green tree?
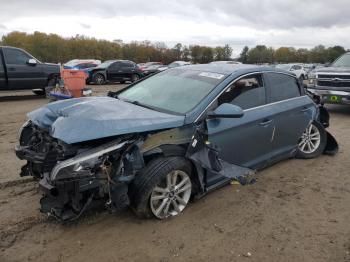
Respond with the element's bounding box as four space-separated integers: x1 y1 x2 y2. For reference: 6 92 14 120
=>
239 46 249 63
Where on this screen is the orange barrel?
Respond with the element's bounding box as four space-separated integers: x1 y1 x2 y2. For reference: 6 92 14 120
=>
60 69 87 98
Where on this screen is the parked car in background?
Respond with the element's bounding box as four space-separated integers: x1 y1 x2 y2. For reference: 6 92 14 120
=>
142 64 163 76
16 64 337 222
275 64 307 81
87 60 144 85
138 62 162 71
63 59 101 70
210 61 242 65
0 46 60 94
307 52 350 105
157 61 190 72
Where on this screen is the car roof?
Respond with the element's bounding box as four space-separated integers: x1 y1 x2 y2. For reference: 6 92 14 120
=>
104 60 134 63
181 63 291 76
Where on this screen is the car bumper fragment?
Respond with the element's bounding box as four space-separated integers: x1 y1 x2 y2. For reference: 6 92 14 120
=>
308 88 350 104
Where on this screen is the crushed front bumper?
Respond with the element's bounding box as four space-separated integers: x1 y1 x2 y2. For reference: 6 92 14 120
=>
307 88 350 104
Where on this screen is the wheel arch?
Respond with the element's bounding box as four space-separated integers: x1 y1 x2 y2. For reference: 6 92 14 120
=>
142 144 205 195
92 70 107 79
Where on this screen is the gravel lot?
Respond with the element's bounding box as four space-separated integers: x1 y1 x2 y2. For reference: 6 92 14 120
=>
0 84 349 262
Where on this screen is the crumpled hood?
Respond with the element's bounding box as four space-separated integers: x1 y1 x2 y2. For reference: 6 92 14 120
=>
316 66 350 74
28 97 185 144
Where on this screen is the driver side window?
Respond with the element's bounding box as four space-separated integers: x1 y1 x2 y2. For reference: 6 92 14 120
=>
217 74 266 110
3 48 32 65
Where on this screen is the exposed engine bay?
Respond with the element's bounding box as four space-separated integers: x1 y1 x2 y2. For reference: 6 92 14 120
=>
16 121 147 220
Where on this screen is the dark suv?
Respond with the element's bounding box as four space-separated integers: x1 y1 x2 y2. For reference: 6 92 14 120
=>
307 52 350 104
87 60 144 85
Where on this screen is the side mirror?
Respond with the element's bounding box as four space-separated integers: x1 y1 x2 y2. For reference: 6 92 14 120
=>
27 59 37 65
324 62 331 67
207 103 244 119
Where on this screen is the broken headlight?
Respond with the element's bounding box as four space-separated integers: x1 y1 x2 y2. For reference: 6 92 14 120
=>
50 141 127 181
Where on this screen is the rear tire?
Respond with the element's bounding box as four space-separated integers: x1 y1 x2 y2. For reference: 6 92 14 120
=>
296 121 327 159
129 157 192 219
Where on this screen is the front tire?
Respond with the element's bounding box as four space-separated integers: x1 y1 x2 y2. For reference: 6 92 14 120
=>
129 157 192 219
131 74 140 83
93 73 105 85
296 121 327 159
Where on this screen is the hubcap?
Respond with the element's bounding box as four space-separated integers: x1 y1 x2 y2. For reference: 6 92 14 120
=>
298 124 321 154
132 75 139 82
95 75 104 84
150 170 192 219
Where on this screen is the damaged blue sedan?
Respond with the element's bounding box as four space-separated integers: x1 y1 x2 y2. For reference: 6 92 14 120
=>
15 64 338 221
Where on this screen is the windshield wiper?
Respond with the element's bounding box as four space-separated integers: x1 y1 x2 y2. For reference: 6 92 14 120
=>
117 97 184 116
118 97 155 110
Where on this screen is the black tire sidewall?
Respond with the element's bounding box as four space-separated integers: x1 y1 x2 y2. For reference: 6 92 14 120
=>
296 121 327 159
129 157 192 218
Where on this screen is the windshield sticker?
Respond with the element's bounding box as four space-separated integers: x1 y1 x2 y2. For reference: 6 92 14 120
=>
199 72 225 80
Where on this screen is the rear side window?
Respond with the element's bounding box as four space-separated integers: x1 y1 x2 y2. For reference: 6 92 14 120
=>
121 61 135 67
217 74 265 110
265 73 301 103
3 48 32 65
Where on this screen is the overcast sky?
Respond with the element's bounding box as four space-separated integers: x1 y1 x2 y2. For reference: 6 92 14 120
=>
1 0 349 55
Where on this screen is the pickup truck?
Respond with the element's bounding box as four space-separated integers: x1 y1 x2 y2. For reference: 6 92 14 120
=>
307 52 350 105
0 46 60 93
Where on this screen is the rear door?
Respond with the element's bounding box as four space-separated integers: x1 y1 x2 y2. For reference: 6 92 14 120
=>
120 61 137 79
0 49 6 89
2 47 45 90
264 72 315 160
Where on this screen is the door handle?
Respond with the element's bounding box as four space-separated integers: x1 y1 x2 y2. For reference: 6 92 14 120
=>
8 67 16 71
259 119 272 126
301 107 311 112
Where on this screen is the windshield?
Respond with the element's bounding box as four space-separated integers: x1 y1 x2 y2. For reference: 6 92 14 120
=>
118 69 226 114
168 62 180 68
276 64 291 70
65 60 78 66
97 61 115 68
332 54 350 67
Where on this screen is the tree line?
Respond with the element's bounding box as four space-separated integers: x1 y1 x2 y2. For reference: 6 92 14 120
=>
239 45 348 64
1 31 348 65
0 31 232 64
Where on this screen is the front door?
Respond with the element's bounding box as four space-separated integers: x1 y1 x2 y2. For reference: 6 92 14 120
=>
2 47 45 90
205 74 274 185
106 62 123 82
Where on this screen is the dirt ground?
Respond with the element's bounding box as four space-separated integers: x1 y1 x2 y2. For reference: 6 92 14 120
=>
0 85 349 262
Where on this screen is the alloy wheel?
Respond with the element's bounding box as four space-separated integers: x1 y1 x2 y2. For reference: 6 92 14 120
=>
150 170 192 219
132 74 140 82
94 75 104 85
298 124 321 154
